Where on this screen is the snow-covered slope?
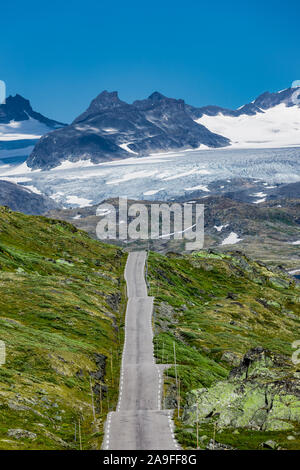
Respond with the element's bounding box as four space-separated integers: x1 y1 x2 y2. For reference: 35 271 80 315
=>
0 95 66 166
194 87 300 149
196 103 300 149
0 118 60 141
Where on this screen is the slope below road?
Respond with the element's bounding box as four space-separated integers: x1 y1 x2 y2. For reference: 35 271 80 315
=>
103 251 178 450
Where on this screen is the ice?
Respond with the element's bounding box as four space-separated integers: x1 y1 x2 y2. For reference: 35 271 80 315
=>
0 146 299 207
66 195 93 207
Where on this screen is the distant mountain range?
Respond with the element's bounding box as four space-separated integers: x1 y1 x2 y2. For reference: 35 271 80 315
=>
1 86 300 171
0 94 65 167
26 91 230 170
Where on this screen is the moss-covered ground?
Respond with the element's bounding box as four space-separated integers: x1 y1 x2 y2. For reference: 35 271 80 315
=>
0 207 127 449
148 249 300 449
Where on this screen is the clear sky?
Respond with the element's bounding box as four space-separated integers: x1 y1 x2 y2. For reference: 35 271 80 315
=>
1 0 299 123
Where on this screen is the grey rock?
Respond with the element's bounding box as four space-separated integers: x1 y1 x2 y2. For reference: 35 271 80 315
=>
206 439 234 450
221 351 241 366
261 440 279 450
8 428 37 440
0 181 59 215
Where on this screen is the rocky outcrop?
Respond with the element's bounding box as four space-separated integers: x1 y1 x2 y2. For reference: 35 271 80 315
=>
7 429 37 440
183 348 300 432
0 94 65 127
0 180 59 215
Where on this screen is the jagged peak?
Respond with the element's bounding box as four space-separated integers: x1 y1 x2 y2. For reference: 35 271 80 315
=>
93 90 121 103
2 94 32 109
148 91 167 101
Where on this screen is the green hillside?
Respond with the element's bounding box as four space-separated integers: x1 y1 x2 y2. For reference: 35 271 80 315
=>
148 250 300 450
0 206 127 449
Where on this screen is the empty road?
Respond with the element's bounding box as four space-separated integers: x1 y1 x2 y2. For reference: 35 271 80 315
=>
103 251 178 450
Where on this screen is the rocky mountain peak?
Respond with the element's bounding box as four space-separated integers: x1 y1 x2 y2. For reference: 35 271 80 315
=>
148 91 167 101
0 94 33 123
0 93 65 127
73 90 127 124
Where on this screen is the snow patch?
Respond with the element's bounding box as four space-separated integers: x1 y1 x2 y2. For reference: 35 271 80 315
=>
119 143 138 154
214 224 229 232
143 188 165 196
0 118 55 141
197 103 300 149
53 159 95 170
221 232 243 245
66 195 93 207
24 185 42 195
184 185 210 192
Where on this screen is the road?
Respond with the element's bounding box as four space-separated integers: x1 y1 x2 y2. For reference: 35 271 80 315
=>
103 251 178 450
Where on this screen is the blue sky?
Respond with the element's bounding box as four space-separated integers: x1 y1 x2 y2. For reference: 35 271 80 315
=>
1 0 299 122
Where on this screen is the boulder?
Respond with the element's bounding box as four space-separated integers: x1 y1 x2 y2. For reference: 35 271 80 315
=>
8 429 37 440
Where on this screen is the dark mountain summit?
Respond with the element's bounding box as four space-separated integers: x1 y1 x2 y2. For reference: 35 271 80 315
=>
0 94 66 127
26 90 230 170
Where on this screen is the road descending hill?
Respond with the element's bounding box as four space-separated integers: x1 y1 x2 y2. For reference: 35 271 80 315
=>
104 252 178 450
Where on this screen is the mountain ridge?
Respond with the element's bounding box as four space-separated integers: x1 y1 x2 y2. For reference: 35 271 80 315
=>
26 85 300 170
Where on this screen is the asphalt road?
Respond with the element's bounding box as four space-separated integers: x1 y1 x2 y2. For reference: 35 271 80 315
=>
103 251 178 450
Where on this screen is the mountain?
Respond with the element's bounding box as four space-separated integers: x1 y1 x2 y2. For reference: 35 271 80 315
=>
27 86 300 170
190 86 300 148
26 90 230 170
0 94 66 167
0 180 59 214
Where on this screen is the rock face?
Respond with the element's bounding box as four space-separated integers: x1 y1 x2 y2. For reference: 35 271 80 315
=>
0 94 65 127
0 180 59 215
26 91 230 170
183 348 300 432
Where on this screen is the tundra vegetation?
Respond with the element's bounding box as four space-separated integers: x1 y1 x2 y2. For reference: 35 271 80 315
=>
0 206 299 450
148 250 300 450
0 206 127 449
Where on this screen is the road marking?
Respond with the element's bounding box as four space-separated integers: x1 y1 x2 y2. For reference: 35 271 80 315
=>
103 252 179 449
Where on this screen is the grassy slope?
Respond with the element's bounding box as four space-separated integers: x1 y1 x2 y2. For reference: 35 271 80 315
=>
0 207 127 450
148 250 300 449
